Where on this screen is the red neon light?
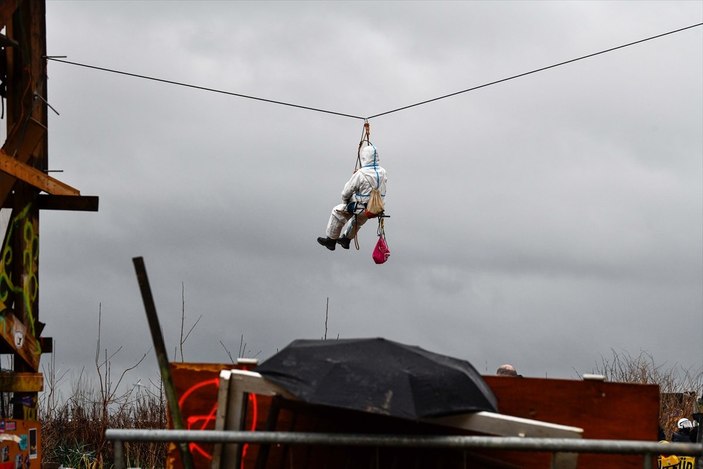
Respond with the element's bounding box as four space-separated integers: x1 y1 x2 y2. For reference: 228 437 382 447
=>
176 375 260 465
179 377 220 461
178 377 220 407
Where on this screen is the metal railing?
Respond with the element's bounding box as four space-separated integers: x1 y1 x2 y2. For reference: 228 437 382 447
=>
106 429 703 469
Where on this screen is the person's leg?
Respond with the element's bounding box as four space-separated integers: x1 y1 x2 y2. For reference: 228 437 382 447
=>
318 204 351 250
326 204 352 239
342 212 369 240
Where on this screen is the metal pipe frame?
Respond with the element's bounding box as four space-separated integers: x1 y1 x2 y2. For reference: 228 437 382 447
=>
106 429 702 469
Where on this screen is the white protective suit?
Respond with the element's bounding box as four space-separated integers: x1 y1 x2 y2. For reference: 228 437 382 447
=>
325 144 388 240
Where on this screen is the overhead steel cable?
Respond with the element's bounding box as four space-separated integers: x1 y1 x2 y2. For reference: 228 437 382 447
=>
366 22 703 119
46 22 702 121
45 57 366 120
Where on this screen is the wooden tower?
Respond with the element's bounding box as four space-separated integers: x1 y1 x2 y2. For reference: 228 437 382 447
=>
0 0 97 441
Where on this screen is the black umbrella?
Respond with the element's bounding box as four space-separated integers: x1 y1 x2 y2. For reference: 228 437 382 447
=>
256 337 498 420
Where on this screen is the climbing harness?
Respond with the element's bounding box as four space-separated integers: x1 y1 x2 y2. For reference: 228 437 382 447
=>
349 121 390 257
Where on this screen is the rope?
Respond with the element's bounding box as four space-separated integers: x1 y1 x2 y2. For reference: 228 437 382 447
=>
353 216 360 251
355 120 371 171
377 217 385 238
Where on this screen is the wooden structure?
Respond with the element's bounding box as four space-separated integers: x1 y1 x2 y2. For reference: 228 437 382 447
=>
482 375 660 468
167 363 258 468
166 362 660 469
0 0 97 463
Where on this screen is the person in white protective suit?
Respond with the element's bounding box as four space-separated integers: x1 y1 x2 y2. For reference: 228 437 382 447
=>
317 144 387 251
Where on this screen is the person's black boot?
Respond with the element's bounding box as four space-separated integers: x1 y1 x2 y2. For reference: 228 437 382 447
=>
337 237 351 250
317 237 336 251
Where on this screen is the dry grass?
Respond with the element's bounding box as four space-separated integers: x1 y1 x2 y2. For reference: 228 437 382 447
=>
39 374 167 468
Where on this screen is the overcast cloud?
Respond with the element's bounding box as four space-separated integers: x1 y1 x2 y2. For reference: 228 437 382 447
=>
23 1 702 396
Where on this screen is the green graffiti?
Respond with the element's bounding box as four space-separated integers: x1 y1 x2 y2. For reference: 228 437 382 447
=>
0 203 38 335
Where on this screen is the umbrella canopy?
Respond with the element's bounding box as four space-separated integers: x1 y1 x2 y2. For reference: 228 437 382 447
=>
256 337 498 420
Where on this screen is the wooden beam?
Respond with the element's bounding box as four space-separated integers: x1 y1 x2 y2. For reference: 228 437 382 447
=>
39 336 52 353
1 117 46 159
37 194 98 211
0 148 80 195
0 117 47 202
424 412 583 439
423 414 582 469
2 193 99 211
1 332 53 354
0 372 43 392
0 310 41 371
214 370 297 468
8 194 98 211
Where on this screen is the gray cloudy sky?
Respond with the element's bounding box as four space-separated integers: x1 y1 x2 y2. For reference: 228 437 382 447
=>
27 1 702 395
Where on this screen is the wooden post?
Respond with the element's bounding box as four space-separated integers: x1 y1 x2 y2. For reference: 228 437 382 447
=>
132 256 194 469
4 0 47 420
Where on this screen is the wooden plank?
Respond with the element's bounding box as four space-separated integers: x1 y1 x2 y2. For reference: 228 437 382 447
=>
39 336 52 353
483 376 660 440
217 371 297 469
0 372 43 392
425 411 583 439
0 310 41 370
37 194 97 211
211 370 233 468
223 370 295 398
425 411 582 469
167 362 259 469
482 375 660 469
0 118 47 203
36 194 98 211
1 118 46 159
0 149 79 195
2 194 99 211
0 338 50 355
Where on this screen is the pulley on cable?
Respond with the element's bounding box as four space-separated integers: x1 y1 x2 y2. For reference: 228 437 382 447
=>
317 120 390 264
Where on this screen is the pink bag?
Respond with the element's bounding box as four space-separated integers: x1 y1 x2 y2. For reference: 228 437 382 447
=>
372 235 390 264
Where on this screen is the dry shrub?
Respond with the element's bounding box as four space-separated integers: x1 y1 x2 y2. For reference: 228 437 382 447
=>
38 296 205 467
592 349 702 439
39 374 167 468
